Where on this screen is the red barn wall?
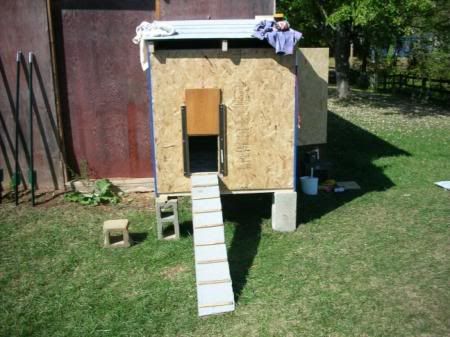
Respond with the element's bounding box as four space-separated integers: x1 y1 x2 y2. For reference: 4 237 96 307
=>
60 3 155 178
0 0 65 191
160 0 275 20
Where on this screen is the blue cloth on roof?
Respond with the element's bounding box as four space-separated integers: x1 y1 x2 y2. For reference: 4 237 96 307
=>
252 20 302 55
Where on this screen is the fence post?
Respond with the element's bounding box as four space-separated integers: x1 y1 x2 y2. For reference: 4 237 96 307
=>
422 78 427 97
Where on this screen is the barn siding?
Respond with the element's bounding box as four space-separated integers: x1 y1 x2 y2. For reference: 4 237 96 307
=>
160 0 275 20
61 5 154 178
0 0 65 191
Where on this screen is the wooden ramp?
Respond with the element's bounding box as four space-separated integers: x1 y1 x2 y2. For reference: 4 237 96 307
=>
191 173 235 316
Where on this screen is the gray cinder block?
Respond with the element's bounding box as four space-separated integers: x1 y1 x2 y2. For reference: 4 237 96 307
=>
103 219 131 248
271 191 297 232
155 198 180 240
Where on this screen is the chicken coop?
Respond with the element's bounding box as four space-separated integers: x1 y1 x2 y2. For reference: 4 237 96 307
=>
136 18 328 316
140 19 310 227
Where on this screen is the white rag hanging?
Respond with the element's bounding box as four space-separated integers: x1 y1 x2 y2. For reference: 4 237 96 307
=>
132 21 176 71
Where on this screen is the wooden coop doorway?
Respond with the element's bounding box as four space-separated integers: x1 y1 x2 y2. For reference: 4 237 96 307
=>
182 89 227 176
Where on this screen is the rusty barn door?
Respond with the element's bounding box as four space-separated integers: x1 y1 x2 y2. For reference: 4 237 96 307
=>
60 1 155 179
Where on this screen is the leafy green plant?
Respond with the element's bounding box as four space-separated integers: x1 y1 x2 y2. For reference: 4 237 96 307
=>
64 179 120 206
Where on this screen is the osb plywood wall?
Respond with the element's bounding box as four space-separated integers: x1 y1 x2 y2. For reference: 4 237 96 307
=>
297 48 329 146
151 49 296 194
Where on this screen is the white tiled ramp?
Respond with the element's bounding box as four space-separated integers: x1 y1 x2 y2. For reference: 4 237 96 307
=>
192 197 221 213
192 185 220 200
194 211 223 227
191 173 235 317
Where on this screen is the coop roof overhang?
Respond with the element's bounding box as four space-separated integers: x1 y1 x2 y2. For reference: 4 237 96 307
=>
142 19 258 41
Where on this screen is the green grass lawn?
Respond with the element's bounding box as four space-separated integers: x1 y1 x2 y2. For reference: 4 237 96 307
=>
1 90 449 337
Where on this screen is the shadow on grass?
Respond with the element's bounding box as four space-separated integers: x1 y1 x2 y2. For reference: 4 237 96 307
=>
130 232 148 245
299 111 411 224
222 194 271 303
0 190 66 206
176 194 269 303
179 220 193 237
173 99 412 303
34 191 66 206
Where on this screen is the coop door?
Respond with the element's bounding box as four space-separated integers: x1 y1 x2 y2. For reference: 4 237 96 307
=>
182 89 227 176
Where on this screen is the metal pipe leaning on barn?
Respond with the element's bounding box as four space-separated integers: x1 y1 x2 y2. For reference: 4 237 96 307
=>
28 52 36 206
14 51 22 205
0 169 3 203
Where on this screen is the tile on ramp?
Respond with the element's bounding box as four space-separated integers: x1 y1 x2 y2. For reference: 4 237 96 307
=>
191 173 235 317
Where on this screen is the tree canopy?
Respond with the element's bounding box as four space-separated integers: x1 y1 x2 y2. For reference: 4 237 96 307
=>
278 0 448 97
279 0 435 47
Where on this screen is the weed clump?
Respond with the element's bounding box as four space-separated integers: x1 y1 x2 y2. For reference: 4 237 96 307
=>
64 179 120 206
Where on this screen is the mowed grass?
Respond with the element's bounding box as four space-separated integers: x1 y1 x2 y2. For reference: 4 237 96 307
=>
1 90 449 337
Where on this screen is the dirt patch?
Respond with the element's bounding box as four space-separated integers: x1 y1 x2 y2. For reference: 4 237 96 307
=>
1 189 66 208
160 265 188 280
120 193 155 210
1 190 155 210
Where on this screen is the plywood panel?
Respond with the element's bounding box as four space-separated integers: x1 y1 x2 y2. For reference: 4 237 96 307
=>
186 89 220 135
151 49 296 194
297 48 329 146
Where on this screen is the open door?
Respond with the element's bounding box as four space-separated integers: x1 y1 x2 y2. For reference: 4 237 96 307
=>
181 89 227 176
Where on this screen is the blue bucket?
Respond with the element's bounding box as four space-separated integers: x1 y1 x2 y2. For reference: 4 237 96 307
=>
300 176 319 195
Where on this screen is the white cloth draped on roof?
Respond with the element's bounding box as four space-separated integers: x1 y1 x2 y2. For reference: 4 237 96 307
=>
132 21 176 71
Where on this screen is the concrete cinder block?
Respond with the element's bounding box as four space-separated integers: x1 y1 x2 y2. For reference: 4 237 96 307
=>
271 191 297 232
103 219 131 248
155 198 180 240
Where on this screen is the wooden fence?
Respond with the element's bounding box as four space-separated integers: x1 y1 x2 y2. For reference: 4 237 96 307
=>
377 74 450 99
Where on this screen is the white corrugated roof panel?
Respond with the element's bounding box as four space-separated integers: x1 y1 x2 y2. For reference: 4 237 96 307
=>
142 19 258 40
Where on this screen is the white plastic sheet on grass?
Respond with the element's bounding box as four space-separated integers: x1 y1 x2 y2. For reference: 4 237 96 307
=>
435 181 450 190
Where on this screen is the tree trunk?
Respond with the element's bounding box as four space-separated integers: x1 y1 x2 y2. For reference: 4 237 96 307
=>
360 40 369 73
361 55 368 73
335 22 351 99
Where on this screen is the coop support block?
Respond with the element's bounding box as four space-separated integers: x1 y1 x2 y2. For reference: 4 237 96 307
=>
155 197 180 240
271 191 297 232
